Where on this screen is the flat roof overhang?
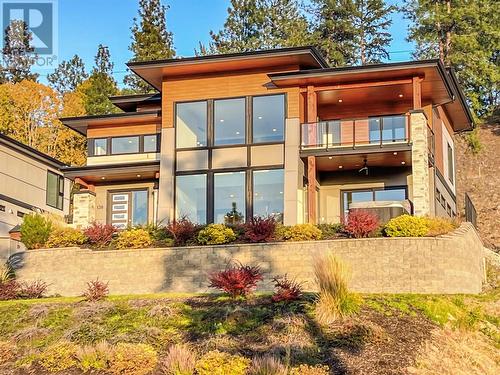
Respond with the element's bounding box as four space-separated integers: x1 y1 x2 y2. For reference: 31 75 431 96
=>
60 110 162 136
109 93 161 112
63 160 160 184
127 46 329 91
269 60 474 132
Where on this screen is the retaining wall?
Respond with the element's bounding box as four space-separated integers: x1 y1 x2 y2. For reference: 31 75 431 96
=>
13 223 485 296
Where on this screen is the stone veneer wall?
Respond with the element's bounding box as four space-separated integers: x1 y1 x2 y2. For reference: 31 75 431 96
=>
410 110 431 216
14 223 485 296
72 191 96 229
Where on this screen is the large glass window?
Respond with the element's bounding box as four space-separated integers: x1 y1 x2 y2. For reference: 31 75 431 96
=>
46 171 64 210
343 187 407 216
143 134 158 152
175 174 207 223
214 171 246 224
93 138 107 155
214 98 246 145
176 101 207 148
382 115 406 142
253 169 284 220
132 190 148 226
252 95 285 143
111 136 140 154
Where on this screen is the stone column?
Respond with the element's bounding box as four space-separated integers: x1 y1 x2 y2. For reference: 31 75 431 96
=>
410 110 431 216
72 190 96 228
284 118 301 225
157 127 175 224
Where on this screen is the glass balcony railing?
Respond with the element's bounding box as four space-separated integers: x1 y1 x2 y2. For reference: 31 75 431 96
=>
301 115 410 150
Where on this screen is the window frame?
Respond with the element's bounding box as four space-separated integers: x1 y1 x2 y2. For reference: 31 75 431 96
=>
88 134 161 157
340 186 408 217
251 93 286 144
46 171 64 210
447 142 454 184
175 99 209 149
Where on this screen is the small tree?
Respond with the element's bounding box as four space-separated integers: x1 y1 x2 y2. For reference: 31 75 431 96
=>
20 213 52 249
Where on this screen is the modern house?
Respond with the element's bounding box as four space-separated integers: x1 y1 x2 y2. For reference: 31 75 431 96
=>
60 47 473 229
0 134 71 258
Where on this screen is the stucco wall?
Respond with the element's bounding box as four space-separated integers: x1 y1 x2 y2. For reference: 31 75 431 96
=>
13 223 485 296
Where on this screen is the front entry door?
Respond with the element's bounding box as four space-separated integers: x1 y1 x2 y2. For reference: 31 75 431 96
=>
109 190 148 229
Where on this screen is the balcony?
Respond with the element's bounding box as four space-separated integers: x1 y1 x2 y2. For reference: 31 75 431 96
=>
301 114 411 153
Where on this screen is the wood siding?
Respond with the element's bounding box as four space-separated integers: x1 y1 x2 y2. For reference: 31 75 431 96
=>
87 122 161 138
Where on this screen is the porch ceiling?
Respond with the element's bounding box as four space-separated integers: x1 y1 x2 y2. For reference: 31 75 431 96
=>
314 150 412 172
63 161 160 184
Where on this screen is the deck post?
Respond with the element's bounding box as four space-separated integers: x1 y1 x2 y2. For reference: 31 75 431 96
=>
307 155 317 224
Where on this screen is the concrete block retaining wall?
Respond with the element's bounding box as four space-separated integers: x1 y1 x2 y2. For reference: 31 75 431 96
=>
13 223 485 296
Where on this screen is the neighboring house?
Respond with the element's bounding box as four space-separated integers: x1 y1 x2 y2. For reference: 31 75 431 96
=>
60 47 473 229
0 134 71 258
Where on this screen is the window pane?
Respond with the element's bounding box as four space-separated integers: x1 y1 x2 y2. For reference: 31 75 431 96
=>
447 143 454 183
111 136 139 154
253 95 285 143
132 190 148 226
374 189 406 201
369 118 380 144
214 98 245 145
382 116 406 142
143 135 158 152
176 174 207 224
253 169 284 220
176 101 207 148
46 172 58 208
214 171 245 224
94 138 107 155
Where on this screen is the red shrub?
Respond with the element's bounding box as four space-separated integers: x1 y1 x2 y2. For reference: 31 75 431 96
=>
208 263 263 298
166 218 199 246
343 210 379 238
19 280 48 299
83 279 109 302
0 280 20 300
244 216 277 243
271 275 303 302
84 222 116 248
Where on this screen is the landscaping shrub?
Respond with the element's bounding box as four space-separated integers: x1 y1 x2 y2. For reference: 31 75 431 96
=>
84 222 116 248
166 218 199 246
161 344 196 375
46 227 87 248
76 341 112 372
197 224 236 245
195 350 250 375
271 275 303 303
208 263 263 298
248 355 287 375
38 341 78 372
244 216 277 243
20 213 52 249
83 279 109 302
0 263 14 284
424 217 458 236
108 343 158 375
290 364 330 375
139 223 174 247
0 279 20 301
343 210 379 238
384 215 428 237
114 228 153 249
18 280 48 299
280 223 322 241
317 223 344 239
0 341 16 365
313 253 360 325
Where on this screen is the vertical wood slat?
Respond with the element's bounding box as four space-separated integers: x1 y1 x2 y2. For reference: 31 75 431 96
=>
412 76 422 109
307 155 316 224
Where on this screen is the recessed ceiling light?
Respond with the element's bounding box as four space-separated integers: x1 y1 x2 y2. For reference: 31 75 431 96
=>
328 156 333 160
398 94 404 98
338 99 343 103
338 165 343 169
137 174 141 178
393 152 398 155
101 177 105 180
401 161 406 165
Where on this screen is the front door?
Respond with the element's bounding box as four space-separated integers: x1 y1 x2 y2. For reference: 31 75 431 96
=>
109 190 148 229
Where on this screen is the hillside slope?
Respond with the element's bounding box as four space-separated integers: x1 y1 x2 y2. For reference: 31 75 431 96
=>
455 124 500 249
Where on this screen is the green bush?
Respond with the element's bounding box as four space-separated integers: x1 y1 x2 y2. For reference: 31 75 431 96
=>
464 128 482 155
76 341 112 372
279 223 322 241
38 341 78 372
20 213 52 249
108 343 157 375
114 228 153 249
46 227 87 248
195 350 250 375
384 215 429 237
317 223 344 239
197 224 236 245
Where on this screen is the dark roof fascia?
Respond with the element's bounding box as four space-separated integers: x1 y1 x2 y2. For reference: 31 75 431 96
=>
127 46 329 70
445 67 475 130
108 93 161 111
0 133 67 169
62 160 160 177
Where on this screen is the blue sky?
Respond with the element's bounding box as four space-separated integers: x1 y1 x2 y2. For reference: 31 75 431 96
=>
35 0 414 87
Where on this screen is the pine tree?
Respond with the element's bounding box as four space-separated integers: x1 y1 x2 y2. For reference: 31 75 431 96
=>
405 0 499 118
47 55 88 94
124 0 175 93
0 20 38 83
78 44 119 115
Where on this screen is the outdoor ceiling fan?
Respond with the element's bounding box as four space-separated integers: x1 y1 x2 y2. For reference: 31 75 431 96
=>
358 158 369 175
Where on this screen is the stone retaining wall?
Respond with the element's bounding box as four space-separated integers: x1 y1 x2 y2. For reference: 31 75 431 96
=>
13 223 485 296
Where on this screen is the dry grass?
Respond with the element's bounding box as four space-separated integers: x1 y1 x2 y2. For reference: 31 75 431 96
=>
408 327 500 375
248 355 288 375
160 344 196 375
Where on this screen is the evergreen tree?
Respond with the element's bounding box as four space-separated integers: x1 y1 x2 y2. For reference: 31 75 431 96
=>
124 0 175 93
0 20 38 83
47 55 88 94
205 0 310 54
405 0 499 118
79 44 119 115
